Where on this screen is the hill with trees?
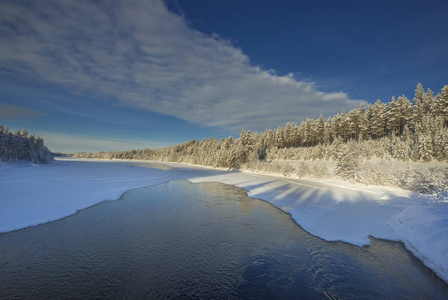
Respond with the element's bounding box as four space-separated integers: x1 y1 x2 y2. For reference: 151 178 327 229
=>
74 83 448 193
0 125 54 164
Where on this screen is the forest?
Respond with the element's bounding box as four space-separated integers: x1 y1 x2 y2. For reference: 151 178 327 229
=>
0 125 54 164
73 83 448 193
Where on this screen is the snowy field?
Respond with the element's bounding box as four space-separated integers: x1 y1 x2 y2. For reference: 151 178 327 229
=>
1 158 447 283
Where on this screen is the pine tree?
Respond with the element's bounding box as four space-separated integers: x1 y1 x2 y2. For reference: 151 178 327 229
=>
0 125 8 160
358 104 370 140
331 136 343 161
439 85 448 126
410 124 421 161
316 114 325 145
309 119 317 146
432 119 446 161
397 95 412 136
348 108 360 141
370 100 387 139
332 113 342 140
387 97 399 136
425 88 435 115
419 133 433 162
285 122 293 148
340 110 348 141
324 116 333 145
290 123 299 147
274 127 285 149
442 128 448 161
266 129 274 149
412 83 425 129
366 104 374 138
302 118 314 147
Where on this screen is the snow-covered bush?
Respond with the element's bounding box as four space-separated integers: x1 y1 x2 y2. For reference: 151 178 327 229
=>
355 160 447 194
334 141 359 181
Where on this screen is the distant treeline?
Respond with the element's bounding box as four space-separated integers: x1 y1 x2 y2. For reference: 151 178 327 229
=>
74 83 448 172
0 125 54 164
53 152 73 157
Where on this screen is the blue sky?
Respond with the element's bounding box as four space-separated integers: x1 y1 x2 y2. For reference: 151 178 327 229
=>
0 0 447 153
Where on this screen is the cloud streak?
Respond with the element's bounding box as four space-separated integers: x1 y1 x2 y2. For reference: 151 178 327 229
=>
0 102 46 119
0 0 361 132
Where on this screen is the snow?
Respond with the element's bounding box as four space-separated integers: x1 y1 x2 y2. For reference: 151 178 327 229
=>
1 158 447 283
189 172 407 246
0 159 210 233
389 204 448 282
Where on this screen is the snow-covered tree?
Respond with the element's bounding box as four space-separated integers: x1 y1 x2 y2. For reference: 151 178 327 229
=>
387 96 399 136
316 115 325 145
358 106 370 141
348 109 360 140
0 125 53 164
370 100 387 139
324 116 333 145
397 95 412 136
340 110 349 141
439 85 448 126
335 141 359 180
411 83 425 130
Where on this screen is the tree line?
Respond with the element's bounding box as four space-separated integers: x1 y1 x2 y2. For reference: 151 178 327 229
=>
74 83 448 169
0 125 54 164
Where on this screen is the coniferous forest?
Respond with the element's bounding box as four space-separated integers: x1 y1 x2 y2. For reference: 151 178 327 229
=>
72 83 447 193
0 125 54 164
75 84 448 163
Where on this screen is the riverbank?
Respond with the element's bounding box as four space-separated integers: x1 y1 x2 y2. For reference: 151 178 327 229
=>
1 158 447 283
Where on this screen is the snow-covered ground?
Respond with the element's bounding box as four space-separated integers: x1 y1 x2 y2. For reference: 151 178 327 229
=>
0 159 219 232
1 158 447 283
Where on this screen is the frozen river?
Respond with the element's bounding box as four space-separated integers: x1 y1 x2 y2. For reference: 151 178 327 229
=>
1 180 447 299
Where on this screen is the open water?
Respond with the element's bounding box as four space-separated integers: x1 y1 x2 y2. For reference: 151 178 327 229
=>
1 180 447 299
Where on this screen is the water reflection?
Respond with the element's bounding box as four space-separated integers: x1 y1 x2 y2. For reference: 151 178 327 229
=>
0 181 447 299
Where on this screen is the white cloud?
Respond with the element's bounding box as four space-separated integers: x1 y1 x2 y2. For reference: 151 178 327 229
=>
0 0 362 133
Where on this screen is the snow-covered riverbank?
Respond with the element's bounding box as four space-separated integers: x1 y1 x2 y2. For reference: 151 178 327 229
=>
1 158 447 283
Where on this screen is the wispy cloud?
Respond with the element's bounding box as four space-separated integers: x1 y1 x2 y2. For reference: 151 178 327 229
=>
0 0 362 132
0 102 46 119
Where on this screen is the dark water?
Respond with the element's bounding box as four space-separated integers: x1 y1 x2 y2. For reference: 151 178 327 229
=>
1 181 447 299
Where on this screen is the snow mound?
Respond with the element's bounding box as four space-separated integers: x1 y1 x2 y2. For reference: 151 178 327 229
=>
389 204 448 282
